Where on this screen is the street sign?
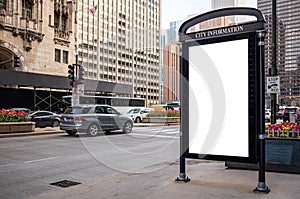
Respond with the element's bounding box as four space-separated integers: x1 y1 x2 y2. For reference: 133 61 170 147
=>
267 76 280 93
77 84 84 96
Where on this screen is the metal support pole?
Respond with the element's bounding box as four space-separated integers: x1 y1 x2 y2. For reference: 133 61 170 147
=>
34 88 36 111
254 30 270 194
176 131 190 182
270 0 277 124
49 89 52 112
75 54 78 81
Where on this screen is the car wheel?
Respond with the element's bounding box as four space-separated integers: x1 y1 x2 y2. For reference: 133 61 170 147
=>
88 123 100 136
66 130 77 136
123 121 133 134
52 120 60 127
135 117 142 123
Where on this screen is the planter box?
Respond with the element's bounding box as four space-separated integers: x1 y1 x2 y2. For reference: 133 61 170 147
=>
143 117 180 124
0 122 35 133
0 124 10 133
226 138 300 174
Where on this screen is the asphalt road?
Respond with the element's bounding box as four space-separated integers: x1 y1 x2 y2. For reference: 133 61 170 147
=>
0 125 180 199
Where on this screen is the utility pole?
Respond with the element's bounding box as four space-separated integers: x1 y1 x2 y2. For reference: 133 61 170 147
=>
271 0 277 124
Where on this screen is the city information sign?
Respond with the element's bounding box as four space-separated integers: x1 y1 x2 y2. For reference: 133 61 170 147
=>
177 7 269 193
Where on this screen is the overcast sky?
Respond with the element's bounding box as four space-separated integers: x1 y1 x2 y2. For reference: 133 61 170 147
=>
161 0 257 29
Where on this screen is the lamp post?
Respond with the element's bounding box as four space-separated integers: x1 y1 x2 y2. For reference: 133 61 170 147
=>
270 0 277 124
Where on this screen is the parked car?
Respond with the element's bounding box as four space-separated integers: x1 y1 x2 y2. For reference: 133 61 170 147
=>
60 105 133 136
276 106 285 119
282 107 299 122
28 111 60 128
126 108 154 123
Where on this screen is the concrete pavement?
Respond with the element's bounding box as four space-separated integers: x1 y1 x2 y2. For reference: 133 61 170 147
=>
1 124 300 198
29 160 300 199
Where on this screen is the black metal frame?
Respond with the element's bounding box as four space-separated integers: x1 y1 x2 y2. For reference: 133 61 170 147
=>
182 33 258 163
176 7 270 193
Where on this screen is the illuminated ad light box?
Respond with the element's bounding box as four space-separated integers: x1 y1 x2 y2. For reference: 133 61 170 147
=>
180 8 266 163
188 36 254 162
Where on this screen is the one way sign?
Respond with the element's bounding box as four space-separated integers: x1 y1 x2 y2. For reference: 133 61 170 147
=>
267 76 280 93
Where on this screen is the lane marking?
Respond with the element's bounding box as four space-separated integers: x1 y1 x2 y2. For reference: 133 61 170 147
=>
0 163 18 168
24 156 60 164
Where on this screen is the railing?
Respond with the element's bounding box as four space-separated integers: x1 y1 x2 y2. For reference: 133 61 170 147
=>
54 28 69 40
266 122 300 138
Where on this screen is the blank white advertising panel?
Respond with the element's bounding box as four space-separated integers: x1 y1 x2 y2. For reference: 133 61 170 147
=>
189 39 249 157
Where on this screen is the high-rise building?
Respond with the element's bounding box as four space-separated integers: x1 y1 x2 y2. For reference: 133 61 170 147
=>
166 20 183 45
0 0 160 110
258 0 300 106
212 0 246 9
75 0 161 105
163 42 180 102
212 0 246 23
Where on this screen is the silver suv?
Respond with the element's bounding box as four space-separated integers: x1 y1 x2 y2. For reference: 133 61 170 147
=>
60 105 133 136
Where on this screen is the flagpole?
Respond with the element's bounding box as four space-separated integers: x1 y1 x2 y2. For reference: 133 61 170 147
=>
96 0 100 81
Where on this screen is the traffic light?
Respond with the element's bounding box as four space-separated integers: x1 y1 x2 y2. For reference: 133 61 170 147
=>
70 80 75 87
78 66 85 81
68 64 75 80
14 55 20 67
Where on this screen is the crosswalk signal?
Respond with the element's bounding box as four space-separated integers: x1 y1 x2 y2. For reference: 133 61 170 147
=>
70 80 75 87
68 64 75 80
14 55 20 67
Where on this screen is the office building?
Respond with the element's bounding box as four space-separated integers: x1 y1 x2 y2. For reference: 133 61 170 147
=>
212 0 246 23
258 0 300 106
0 0 160 110
163 42 180 102
75 0 161 105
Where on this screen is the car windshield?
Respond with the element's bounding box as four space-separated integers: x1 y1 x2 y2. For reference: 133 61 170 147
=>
64 107 92 114
127 109 141 114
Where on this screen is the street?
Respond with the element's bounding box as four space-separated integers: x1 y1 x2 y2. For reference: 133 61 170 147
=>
0 125 179 199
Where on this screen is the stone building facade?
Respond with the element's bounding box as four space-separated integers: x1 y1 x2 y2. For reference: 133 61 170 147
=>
0 0 75 75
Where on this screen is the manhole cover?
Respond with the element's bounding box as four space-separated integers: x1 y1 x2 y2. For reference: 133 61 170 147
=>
50 180 81 188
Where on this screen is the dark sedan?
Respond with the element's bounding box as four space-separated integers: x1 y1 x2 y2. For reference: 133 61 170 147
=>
28 111 60 128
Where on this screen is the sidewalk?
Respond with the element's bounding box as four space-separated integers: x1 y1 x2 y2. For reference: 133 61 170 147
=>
30 160 300 199
0 127 65 138
0 123 177 138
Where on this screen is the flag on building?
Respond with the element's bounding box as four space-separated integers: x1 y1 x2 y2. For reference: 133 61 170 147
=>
90 5 98 14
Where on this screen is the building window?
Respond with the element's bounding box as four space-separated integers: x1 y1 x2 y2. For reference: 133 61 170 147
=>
0 0 6 10
62 15 67 31
22 0 33 19
54 13 59 28
55 49 61 62
63 50 68 64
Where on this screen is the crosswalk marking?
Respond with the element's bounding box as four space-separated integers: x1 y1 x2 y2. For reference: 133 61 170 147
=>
131 126 180 138
131 133 179 139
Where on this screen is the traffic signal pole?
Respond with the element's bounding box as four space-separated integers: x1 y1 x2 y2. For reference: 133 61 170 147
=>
75 54 78 81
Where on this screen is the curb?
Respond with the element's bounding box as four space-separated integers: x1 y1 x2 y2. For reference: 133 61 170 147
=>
0 124 180 139
0 130 65 139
